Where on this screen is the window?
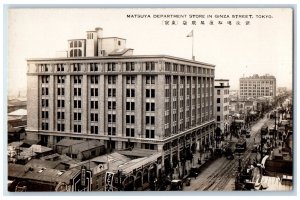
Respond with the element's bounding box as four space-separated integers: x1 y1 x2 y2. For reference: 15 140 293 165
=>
146 62 155 71
108 114 116 123
173 64 178 72
107 63 116 71
217 116 220 121
118 41 121 46
73 63 81 72
91 88 98 96
146 103 155 111
217 106 220 112
146 116 155 125
74 100 81 108
146 89 155 98
74 124 81 133
42 99 49 107
91 101 99 109
165 62 171 71
57 64 64 72
58 76 65 84
41 76 49 83
42 87 49 96
57 100 65 108
108 101 116 109
41 111 49 119
57 112 65 120
217 90 220 95
91 113 99 122
74 88 81 96
217 98 220 103
57 123 65 132
126 102 135 111
180 65 185 72
108 127 116 135
126 62 135 71
91 76 99 84
126 89 135 97
126 128 135 137
41 122 49 130
145 130 155 138
146 76 155 84
126 76 135 84
108 76 117 84
74 112 81 121
91 126 98 134
90 63 98 72
74 76 82 84
126 115 135 124
41 64 49 72
108 88 116 97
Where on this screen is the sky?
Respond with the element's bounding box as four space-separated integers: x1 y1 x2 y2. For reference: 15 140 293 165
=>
8 8 293 97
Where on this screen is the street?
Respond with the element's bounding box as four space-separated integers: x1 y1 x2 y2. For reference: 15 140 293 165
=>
183 113 273 191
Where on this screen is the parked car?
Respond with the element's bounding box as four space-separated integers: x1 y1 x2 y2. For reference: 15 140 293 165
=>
171 180 183 191
189 167 199 178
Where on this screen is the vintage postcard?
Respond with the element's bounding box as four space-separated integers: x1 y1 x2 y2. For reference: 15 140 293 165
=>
7 7 293 193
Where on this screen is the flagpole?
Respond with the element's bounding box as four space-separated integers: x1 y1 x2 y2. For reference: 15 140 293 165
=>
187 30 195 60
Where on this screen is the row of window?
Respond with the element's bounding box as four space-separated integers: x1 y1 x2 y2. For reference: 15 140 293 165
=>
240 81 274 85
165 76 213 85
216 106 228 112
41 122 156 138
69 40 83 48
38 62 214 75
165 62 214 75
42 75 159 86
42 111 155 125
70 49 83 57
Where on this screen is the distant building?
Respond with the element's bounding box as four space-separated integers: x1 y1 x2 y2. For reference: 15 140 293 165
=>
239 74 276 99
214 79 230 134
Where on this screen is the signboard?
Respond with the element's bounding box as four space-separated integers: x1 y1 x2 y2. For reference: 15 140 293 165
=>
105 172 115 191
71 166 92 191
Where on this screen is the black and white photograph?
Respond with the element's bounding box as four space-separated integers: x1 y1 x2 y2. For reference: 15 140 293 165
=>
5 6 294 194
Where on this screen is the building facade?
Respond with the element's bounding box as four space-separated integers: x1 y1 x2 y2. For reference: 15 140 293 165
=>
26 27 215 178
214 79 230 135
239 74 276 99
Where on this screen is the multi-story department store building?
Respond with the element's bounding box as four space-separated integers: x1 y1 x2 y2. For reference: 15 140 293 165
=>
26 28 216 179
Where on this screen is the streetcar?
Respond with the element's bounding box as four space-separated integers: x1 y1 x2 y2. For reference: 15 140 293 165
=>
235 138 247 153
260 125 268 135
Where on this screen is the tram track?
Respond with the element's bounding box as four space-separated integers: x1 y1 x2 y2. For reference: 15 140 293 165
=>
187 115 271 191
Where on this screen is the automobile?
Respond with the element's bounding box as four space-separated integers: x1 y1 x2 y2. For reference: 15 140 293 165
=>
224 147 234 160
189 167 199 178
171 180 183 191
